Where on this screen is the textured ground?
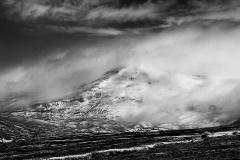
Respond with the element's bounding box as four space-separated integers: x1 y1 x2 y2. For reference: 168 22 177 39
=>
0 125 240 159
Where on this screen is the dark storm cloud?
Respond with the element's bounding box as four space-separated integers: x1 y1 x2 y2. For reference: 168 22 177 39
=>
0 1 231 21
2 0 240 32
1 0 156 24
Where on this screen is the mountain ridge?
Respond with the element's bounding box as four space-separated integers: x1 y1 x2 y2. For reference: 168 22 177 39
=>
1 66 240 142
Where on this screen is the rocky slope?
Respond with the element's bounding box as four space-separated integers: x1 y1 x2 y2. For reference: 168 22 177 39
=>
0 67 239 142
0 67 144 141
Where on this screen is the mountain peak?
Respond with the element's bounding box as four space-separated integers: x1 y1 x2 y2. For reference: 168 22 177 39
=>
1 67 239 141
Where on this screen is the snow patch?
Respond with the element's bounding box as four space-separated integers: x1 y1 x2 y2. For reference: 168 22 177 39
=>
0 139 13 143
48 140 197 160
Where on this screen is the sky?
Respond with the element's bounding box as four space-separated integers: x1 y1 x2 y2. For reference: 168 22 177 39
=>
1 0 240 127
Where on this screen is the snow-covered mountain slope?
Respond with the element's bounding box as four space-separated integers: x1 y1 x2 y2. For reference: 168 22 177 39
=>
1 67 240 141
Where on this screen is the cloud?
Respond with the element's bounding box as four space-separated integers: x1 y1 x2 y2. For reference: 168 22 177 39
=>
112 21 240 129
0 38 129 110
1 20 240 129
3 0 50 19
166 6 240 26
2 0 80 21
129 22 240 79
42 25 124 36
203 8 240 20
2 0 156 23
3 0 240 33
85 5 157 22
113 67 240 129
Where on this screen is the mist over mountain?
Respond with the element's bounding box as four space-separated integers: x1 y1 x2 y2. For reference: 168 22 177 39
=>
1 2 240 160
0 0 240 130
